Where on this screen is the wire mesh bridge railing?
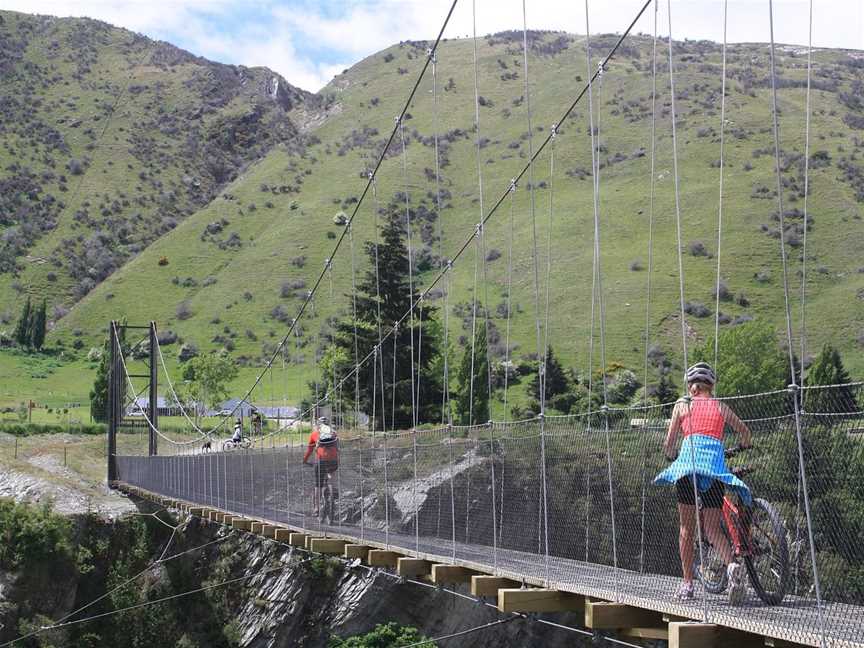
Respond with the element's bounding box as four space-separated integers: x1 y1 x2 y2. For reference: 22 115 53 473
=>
115 383 864 647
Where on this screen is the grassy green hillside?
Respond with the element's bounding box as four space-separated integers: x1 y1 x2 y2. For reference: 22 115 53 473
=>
0 9 315 318
3 21 864 408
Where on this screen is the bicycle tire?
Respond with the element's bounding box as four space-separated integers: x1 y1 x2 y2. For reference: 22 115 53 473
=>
694 538 728 594
743 497 789 605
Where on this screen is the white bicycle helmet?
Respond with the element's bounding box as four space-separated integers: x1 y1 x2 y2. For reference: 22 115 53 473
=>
685 362 716 385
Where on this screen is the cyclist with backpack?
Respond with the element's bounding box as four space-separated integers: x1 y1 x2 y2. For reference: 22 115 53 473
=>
654 362 753 604
303 416 339 516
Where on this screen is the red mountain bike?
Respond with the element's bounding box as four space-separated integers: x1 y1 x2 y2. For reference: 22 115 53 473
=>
694 446 790 605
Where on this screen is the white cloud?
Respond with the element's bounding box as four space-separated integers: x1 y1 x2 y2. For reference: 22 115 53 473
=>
7 0 863 93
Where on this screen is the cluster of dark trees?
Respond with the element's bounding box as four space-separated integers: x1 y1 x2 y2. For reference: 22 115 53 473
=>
11 296 47 350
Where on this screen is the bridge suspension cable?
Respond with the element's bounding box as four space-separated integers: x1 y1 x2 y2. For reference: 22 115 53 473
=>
767 0 825 643
712 0 729 371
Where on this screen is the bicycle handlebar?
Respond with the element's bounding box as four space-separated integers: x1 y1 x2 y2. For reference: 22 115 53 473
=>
724 443 751 458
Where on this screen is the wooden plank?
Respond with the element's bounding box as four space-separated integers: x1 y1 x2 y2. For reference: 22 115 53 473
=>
669 623 718 648
397 558 432 578
208 511 220 522
497 589 585 614
585 601 663 629
668 623 765 648
261 525 278 538
250 522 263 534
368 550 401 567
310 539 348 555
231 519 252 531
619 627 670 641
344 544 371 561
431 565 476 585
288 533 309 548
274 529 292 541
471 576 519 598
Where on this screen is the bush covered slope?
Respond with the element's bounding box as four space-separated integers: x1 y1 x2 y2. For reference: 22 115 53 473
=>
0 10 314 316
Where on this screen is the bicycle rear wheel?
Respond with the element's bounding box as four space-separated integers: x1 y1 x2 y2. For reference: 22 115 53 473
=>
743 498 789 605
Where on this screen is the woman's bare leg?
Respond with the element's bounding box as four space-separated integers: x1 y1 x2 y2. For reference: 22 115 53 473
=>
703 508 734 565
678 503 697 582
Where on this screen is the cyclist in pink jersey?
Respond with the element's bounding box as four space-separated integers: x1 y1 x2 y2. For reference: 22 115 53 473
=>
657 362 752 604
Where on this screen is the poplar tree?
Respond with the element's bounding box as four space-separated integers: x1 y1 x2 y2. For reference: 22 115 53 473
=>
455 324 490 425
13 296 31 347
29 299 47 350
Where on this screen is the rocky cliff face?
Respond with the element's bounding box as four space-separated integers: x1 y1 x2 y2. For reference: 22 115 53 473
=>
0 497 591 647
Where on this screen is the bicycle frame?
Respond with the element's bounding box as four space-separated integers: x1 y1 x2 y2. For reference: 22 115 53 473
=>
721 494 752 558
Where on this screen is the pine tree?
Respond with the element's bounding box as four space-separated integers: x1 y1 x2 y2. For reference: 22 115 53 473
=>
805 344 857 413
330 203 443 429
13 296 32 347
529 346 570 407
29 299 47 350
455 323 490 425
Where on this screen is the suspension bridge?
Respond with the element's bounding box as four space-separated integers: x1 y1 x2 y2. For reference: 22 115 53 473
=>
96 0 864 646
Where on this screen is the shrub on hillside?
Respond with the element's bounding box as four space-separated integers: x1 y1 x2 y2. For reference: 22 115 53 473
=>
687 240 709 257
178 343 198 362
175 301 192 320
712 280 732 301
684 301 711 317
0 500 73 570
485 248 501 262
0 422 106 436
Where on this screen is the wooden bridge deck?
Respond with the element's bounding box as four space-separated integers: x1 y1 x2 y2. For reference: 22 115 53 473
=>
116 481 863 648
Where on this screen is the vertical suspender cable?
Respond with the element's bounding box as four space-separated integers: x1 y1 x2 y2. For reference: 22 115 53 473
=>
442 270 453 425
448 423 456 558
767 1 825 643
469 237 480 425
799 0 813 395
795 0 814 596
398 120 419 432
665 0 689 371
392 329 399 431
413 430 420 552
639 0 660 575
468 0 485 428
585 0 617 600
712 0 728 370
521 0 551 585
666 0 707 621
371 177 388 433
540 128 557 403
502 183 516 421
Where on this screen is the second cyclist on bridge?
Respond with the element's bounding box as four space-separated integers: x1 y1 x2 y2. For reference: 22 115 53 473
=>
303 415 339 517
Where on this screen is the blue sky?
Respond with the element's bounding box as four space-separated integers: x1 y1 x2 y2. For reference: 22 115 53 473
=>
10 0 864 92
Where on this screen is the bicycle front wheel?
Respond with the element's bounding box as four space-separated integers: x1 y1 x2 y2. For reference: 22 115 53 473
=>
744 498 789 605
694 539 729 594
